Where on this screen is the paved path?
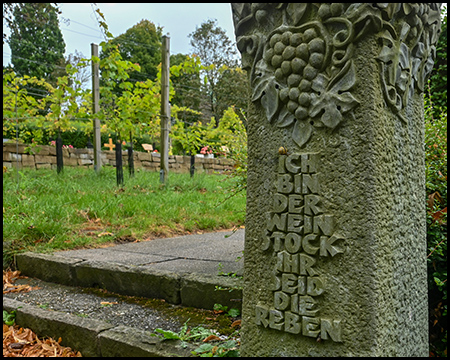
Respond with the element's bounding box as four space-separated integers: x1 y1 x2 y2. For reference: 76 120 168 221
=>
59 228 245 276
15 229 245 310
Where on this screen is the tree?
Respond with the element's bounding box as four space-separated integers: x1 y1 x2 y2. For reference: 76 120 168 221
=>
3 3 59 44
188 19 238 124
214 67 250 127
66 50 90 90
100 19 162 84
170 53 202 124
7 3 66 85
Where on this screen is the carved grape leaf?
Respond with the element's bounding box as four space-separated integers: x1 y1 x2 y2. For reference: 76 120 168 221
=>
251 58 272 101
309 61 359 129
411 42 425 77
377 30 396 63
284 3 308 26
251 76 269 102
332 92 359 114
311 73 329 93
377 45 394 64
277 106 295 128
321 104 342 129
346 4 383 42
327 60 357 94
399 42 410 70
260 78 280 123
292 120 313 148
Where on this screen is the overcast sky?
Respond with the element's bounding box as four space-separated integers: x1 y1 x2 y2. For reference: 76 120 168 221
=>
3 3 447 67
3 3 237 65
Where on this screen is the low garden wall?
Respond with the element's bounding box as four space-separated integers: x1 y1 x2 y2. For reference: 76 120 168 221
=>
2 143 234 174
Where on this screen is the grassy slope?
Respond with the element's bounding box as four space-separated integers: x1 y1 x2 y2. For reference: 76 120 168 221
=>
3 167 246 266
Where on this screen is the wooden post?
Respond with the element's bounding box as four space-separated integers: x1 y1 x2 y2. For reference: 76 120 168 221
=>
56 128 63 174
91 43 102 173
160 35 170 184
128 132 134 177
190 152 195 178
115 134 124 186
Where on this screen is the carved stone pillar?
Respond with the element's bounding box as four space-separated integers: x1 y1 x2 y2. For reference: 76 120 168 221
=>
231 3 441 356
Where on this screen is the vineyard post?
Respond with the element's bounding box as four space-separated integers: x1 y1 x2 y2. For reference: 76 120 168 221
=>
160 35 170 184
91 43 102 173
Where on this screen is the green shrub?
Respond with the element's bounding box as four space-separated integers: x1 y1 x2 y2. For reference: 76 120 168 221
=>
424 90 447 357
218 107 248 198
428 6 447 120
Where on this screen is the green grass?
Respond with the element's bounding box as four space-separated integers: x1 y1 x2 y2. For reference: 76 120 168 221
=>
3 166 246 268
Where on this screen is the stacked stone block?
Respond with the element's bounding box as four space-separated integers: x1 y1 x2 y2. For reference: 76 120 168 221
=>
3 143 234 174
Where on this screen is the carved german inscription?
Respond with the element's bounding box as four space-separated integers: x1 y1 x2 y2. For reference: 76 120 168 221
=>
256 152 344 342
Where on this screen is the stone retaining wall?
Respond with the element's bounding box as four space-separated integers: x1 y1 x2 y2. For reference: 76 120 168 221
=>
2 143 234 174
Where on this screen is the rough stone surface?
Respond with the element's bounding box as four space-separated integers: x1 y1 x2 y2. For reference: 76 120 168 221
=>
231 3 441 357
3 295 197 357
3 276 189 335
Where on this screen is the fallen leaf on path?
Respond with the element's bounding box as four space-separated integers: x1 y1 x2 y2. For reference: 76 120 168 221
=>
203 334 221 342
231 320 242 328
97 232 114 237
3 270 39 294
100 301 118 306
3 324 82 357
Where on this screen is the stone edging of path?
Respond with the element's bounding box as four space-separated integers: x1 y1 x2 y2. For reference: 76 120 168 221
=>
3 297 194 357
15 252 243 311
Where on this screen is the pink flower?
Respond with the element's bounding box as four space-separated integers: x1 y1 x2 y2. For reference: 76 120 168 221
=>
200 146 212 155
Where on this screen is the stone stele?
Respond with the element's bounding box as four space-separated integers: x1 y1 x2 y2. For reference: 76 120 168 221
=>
231 3 442 357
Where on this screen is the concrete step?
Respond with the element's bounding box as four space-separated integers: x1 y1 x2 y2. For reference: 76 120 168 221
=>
4 295 198 357
3 274 242 356
14 229 244 311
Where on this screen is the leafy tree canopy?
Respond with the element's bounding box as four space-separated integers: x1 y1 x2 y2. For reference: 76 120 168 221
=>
188 19 240 124
189 19 237 71
100 19 163 83
7 3 66 85
214 67 249 126
170 53 202 123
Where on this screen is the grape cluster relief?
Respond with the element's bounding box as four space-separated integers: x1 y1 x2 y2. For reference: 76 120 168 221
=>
231 3 441 147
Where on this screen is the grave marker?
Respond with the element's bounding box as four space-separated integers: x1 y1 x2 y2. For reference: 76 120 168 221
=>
104 138 115 151
142 144 153 153
104 138 126 151
231 3 441 357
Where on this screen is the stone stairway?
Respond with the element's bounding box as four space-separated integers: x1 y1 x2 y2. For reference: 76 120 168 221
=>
3 230 244 356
